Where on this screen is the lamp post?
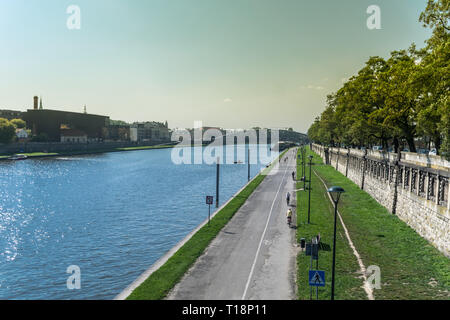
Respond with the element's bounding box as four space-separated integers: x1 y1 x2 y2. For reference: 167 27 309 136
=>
216 157 220 208
327 186 345 300
300 147 304 177
302 148 306 191
307 155 313 224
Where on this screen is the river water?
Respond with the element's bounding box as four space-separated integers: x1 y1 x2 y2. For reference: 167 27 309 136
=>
0 145 276 299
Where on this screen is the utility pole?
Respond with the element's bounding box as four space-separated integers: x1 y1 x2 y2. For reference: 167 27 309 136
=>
303 148 306 191
248 147 250 182
307 155 313 224
216 157 220 208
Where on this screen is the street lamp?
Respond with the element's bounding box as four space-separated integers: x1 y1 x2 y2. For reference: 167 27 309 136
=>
327 186 345 300
307 155 313 224
300 147 304 177
302 148 306 191
303 148 306 175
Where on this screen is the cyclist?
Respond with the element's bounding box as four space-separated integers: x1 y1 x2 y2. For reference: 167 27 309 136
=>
286 208 293 226
286 192 290 205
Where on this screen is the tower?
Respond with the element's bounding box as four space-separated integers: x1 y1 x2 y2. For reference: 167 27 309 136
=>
33 96 38 110
39 96 43 110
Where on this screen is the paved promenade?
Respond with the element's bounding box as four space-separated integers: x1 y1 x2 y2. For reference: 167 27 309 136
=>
167 149 298 300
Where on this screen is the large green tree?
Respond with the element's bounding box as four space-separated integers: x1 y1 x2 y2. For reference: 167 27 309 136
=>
307 1 448 156
10 118 26 129
0 118 17 144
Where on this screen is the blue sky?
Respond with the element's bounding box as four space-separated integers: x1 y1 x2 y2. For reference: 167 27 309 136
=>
0 0 431 132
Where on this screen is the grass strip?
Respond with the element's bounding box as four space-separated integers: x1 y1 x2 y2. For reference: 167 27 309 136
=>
23 152 59 157
116 145 175 151
296 148 366 300
297 147 450 300
127 149 289 300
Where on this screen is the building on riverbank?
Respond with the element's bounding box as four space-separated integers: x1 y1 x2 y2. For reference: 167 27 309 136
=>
60 129 88 143
22 109 109 142
0 109 24 120
106 124 131 141
130 121 170 143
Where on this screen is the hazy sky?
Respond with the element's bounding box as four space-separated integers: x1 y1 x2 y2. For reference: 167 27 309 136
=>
1 0 431 132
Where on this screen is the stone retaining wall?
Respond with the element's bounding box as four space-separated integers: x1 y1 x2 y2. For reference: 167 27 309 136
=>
311 143 450 257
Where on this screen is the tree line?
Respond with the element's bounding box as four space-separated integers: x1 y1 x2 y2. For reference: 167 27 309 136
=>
0 118 27 144
308 0 449 158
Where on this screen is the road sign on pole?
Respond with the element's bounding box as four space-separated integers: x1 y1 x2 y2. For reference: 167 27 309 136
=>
309 270 325 287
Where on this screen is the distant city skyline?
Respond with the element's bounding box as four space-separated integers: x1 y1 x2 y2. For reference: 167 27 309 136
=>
1 0 431 132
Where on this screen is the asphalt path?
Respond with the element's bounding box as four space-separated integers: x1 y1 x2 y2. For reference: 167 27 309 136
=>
167 148 299 300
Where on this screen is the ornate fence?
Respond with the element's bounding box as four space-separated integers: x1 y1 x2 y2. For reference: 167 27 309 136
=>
311 143 450 257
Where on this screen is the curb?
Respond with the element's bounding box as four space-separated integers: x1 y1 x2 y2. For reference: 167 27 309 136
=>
114 163 273 300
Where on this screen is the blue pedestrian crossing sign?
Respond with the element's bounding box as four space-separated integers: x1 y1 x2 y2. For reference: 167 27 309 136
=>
309 270 325 287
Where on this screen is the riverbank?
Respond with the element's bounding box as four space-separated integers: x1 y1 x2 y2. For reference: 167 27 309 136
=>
0 144 177 161
119 149 289 300
296 147 449 299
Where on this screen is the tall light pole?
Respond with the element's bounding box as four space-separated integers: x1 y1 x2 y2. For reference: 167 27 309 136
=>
327 186 345 300
216 157 220 208
248 147 250 182
302 148 306 191
307 155 313 224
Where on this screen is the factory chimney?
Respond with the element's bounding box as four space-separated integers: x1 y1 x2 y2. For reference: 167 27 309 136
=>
33 96 39 110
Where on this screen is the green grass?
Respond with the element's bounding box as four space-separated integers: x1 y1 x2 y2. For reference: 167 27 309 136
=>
23 152 59 157
0 152 59 158
127 149 289 300
116 145 175 151
296 149 366 300
296 147 450 300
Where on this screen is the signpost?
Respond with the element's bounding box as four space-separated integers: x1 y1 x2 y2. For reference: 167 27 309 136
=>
206 196 213 225
309 270 325 287
307 236 321 299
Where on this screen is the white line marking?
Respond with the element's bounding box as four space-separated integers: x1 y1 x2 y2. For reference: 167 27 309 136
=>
313 169 375 300
241 153 290 300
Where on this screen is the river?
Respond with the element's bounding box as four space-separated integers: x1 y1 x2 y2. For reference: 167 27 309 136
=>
0 145 276 299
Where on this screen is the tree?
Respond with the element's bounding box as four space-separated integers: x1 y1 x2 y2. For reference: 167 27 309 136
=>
307 1 448 155
0 118 17 144
437 96 450 159
10 118 26 129
420 0 449 33
371 50 420 152
307 117 321 143
110 119 129 126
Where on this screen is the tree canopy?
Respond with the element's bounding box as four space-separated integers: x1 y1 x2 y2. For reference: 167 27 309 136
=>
308 0 449 158
10 118 26 129
0 118 17 144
